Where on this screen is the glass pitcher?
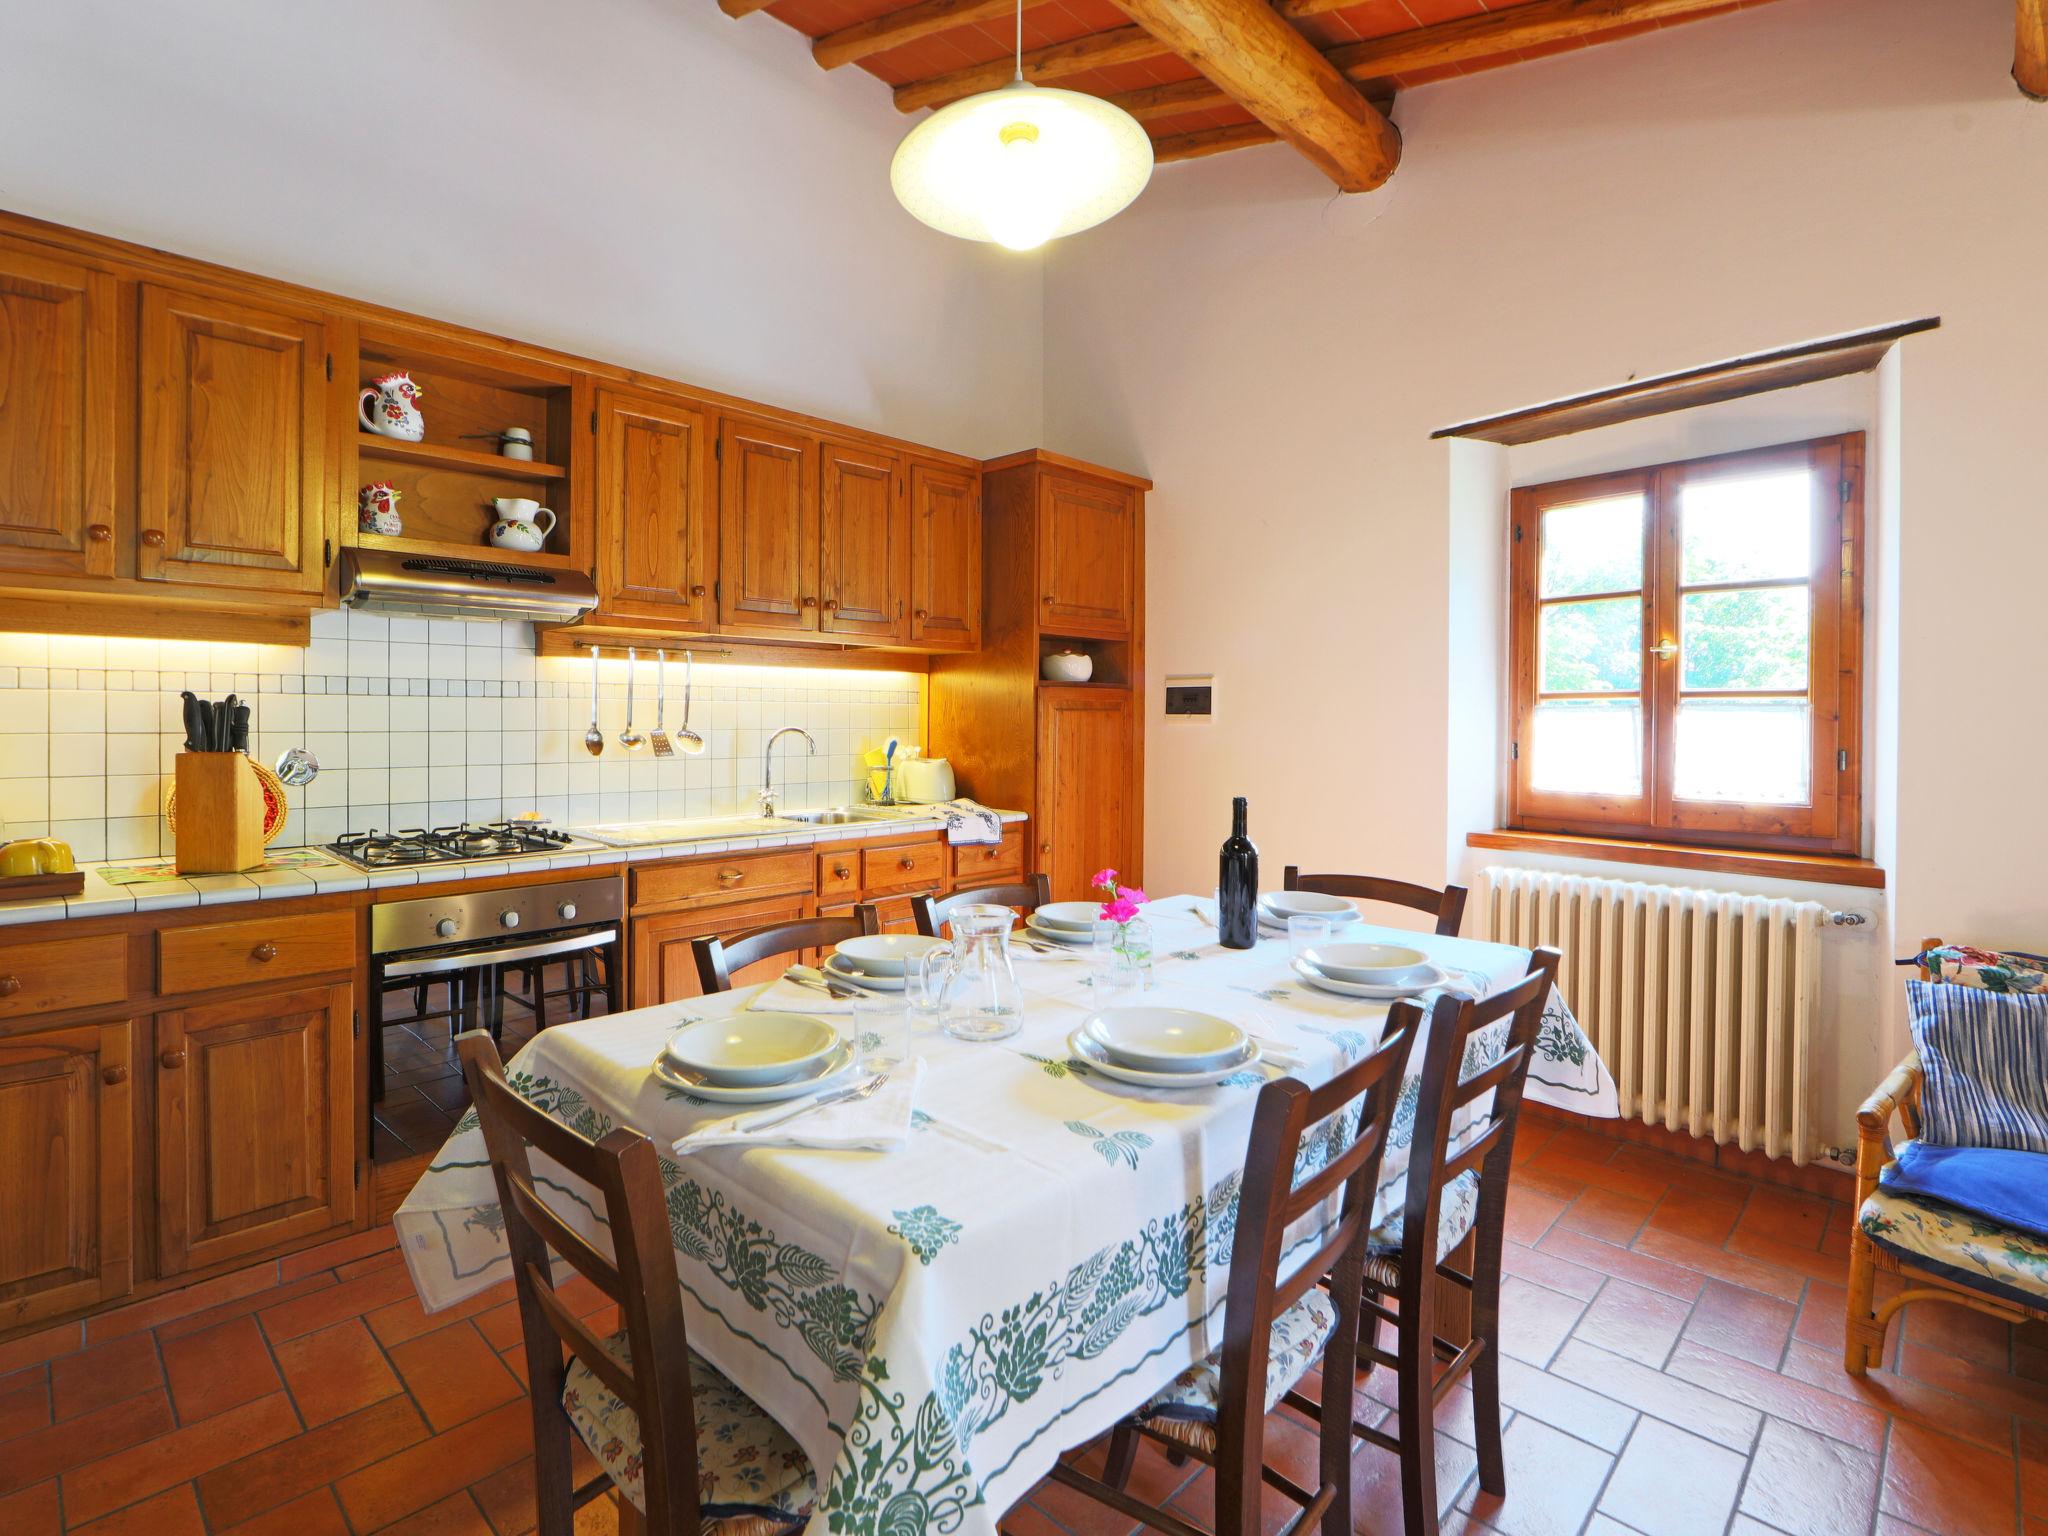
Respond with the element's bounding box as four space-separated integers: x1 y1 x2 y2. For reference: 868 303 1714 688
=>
919 903 1025 1041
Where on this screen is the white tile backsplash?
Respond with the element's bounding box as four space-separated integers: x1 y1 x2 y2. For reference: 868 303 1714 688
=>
0 612 924 857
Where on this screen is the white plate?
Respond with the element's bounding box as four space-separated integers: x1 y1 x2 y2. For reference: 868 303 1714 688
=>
655 1036 856 1103
834 933 944 976
1026 913 1095 945
1298 941 1430 985
1086 1006 1248 1073
665 1012 840 1085
824 953 904 991
1068 1028 1262 1088
1033 901 1103 932
1290 955 1445 1000
1260 890 1361 921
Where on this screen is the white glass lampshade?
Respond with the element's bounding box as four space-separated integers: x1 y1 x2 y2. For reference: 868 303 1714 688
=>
891 81 1154 251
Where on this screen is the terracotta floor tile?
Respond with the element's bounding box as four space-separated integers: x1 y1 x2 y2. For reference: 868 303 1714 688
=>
1493 1357 1637 1452
1509 1162 1590 1204
1495 1275 1587 1368
214 1486 353 1536
1644 1182 1747 1246
86 1267 279 1344
1548 1339 1762 1452
380 1487 496 1535
1896 1339 2048 1421
1571 1278 1692 1368
1598 1416 1746 1536
388 1320 523 1432
1899 1298 2015 1371
1536 1226 1706 1302
1504 1187 1571 1247
0 1389 174 1497
1739 1417 1880 1536
1880 1421 2020 1536
49 1333 162 1422
471 1457 541 1536
61 1391 300 1526
1457 1414 1610 1536
1630 1228 1805 1303
1557 1187 1655 1247
66 1481 208 1536
0 1478 61 1536
1734 1187 1836 1253
1795 1279 1851 1350
1525 1149 1671 1205
1663 1339 1885 1453
364 1277 517 1350
2021 1420 2047 1516
159 1314 282 1425
1723 1226 1853 1286
277 1227 400 1284
0 1324 81 1379
1679 1279 1796 1368
197 1393 428 1528
153 1273 339 1345
1352 1429 1480 1536
333 1396 534 1531
257 1265 418 1345
1545 1126 1627 1165
272 1317 401 1428
473 1300 526 1353
0 1377 50 1444
336 1248 407 1283
1779 1341 2016 1452
1501 1240 1605 1301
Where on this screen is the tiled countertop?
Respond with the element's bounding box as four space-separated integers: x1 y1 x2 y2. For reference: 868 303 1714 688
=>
0 806 1026 926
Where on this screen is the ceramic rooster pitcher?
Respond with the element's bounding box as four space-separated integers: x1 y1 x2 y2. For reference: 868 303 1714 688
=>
358 372 426 441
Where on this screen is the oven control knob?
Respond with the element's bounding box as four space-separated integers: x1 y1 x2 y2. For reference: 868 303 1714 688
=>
435 918 458 938
499 909 521 930
557 901 578 921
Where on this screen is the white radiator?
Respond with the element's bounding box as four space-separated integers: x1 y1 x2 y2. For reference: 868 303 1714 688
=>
1479 866 1823 1165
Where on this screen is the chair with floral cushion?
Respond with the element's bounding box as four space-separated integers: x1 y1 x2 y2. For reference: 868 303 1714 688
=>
1045 1004 1419 1536
455 1031 817 1536
1844 938 2048 1374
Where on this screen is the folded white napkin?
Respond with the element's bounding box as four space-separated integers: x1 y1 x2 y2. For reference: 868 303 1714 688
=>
748 972 860 1014
671 1056 926 1153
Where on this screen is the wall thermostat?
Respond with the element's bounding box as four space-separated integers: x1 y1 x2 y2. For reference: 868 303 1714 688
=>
1164 675 1214 717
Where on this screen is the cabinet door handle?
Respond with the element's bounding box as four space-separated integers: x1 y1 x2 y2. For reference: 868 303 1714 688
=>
140 528 166 548
1042 594 1054 605
899 856 915 871
252 941 278 962
0 976 17 997
914 608 928 621
159 1048 187 1070
822 598 838 612
1040 841 1052 855
718 869 744 884
88 523 112 543
690 584 707 597
800 595 817 608
101 1064 128 1086
833 865 850 880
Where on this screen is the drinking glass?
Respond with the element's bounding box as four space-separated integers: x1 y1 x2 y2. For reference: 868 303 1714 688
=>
1288 914 1332 963
851 992 908 1073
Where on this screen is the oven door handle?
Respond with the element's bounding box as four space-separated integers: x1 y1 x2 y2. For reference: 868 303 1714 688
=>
380 928 619 979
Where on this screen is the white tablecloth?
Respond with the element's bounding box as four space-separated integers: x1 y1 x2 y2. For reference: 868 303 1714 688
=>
394 895 1614 1536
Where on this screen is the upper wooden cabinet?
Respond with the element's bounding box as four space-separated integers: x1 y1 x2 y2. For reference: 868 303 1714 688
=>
909 458 981 651
0 240 118 582
1038 471 1136 638
597 389 716 626
138 284 330 594
718 416 819 635
819 439 908 642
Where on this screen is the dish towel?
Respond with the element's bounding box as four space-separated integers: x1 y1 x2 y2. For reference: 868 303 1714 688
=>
938 798 1003 846
671 1056 926 1153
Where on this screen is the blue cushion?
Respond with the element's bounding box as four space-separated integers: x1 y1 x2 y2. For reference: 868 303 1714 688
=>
1882 1142 2048 1240
1905 980 2048 1152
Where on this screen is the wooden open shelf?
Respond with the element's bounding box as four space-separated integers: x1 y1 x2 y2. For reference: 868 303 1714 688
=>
357 434 566 483
354 531 575 571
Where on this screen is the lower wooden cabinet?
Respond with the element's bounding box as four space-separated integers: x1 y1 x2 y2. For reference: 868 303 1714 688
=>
0 1018 134 1330
1037 688 1135 902
632 897 808 1004
155 981 354 1275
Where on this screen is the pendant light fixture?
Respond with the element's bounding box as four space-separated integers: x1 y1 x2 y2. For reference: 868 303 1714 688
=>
890 0 1153 251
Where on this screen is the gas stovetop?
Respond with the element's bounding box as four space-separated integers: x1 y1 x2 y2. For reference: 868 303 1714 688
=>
325 822 582 870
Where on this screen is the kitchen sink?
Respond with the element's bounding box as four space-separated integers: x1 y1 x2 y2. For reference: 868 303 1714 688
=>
777 807 899 825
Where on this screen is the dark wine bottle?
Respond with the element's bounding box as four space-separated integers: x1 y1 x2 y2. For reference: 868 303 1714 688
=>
1218 796 1259 949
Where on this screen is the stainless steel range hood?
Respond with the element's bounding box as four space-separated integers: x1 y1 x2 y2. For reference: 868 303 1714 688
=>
337 548 598 622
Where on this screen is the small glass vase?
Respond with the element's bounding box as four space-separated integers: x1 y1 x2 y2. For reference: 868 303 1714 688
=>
1111 917 1154 989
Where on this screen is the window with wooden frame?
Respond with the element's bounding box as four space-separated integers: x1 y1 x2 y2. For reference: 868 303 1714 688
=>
1508 434 1862 854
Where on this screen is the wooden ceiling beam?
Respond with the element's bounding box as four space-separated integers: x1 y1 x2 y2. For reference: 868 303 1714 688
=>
718 0 779 17
2020 0 2048 99
1114 72 1390 121
814 0 1020 70
894 26 1163 110
1106 0 1399 190
1152 121 1279 161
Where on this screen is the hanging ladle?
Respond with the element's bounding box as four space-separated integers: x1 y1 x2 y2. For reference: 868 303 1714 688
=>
584 645 605 757
674 649 705 755
619 647 647 751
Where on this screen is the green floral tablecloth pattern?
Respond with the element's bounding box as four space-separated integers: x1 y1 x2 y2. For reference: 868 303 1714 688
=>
395 895 1613 1536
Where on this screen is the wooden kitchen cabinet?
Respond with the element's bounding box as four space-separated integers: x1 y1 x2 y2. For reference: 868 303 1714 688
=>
819 439 907 641
155 981 354 1275
0 1018 134 1330
597 388 717 626
718 416 818 635
908 458 981 651
632 896 809 1004
0 238 119 582
138 283 331 594
1036 688 1135 902
1038 471 1136 639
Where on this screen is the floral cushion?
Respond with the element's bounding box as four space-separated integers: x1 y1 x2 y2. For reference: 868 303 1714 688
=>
562 1330 815 1536
1914 945 2048 994
1133 1287 1338 1452
1857 1183 2048 1310
1362 1169 1482 1291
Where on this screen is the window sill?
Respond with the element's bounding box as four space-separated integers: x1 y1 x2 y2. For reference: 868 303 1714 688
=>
1467 830 1886 889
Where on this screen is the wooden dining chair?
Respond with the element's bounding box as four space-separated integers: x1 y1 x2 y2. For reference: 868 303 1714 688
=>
1282 866 1468 937
454 1031 816 1536
912 873 1052 937
1343 947 1562 1536
691 908 880 994
1047 1008 1419 1536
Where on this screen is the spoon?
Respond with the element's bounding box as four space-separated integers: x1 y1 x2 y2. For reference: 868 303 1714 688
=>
674 649 706 755
619 648 646 752
649 651 674 757
584 645 605 757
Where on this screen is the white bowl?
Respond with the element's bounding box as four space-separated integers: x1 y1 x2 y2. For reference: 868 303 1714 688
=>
664 1013 840 1085
1086 1007 1248 1073
1041 651 1094 683
834 933 945 976
1261 890 1360 921
1032 901 1103 932
1300 942 1431 986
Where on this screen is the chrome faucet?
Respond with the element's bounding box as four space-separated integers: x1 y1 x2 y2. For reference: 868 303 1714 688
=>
758 726 816 817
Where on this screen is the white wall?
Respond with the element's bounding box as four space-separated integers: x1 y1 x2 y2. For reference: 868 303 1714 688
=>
0 0 1043 455
1041 0 2048 1150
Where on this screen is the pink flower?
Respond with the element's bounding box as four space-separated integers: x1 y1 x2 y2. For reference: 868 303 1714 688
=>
1101 895 1140 924
1120 887 1148 908
1092 868 1119 892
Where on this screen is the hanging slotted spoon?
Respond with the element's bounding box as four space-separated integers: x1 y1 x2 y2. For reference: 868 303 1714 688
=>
675 649 706 755
619 648 647 751
649 650 674 757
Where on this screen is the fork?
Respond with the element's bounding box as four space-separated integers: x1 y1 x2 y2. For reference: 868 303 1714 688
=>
741 1071 890 1133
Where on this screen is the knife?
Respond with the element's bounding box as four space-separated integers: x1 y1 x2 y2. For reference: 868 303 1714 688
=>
230 703 250 754
180 692 202 752
223 695 239 753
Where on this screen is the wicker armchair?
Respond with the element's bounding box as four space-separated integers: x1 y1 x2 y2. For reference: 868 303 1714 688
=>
1843 937 2048 1373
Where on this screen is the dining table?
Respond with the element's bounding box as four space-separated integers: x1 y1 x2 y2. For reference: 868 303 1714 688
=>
394 894 1616 1536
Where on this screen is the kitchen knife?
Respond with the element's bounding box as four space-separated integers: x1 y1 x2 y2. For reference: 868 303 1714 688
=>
230 704 250 753
223 695 238 753
210 700 226 751
180 692 201 751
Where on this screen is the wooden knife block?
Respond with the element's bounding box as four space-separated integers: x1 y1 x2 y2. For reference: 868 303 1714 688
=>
173 753 265 874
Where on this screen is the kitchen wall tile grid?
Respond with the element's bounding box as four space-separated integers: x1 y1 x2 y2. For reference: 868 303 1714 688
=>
0 613 923 861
